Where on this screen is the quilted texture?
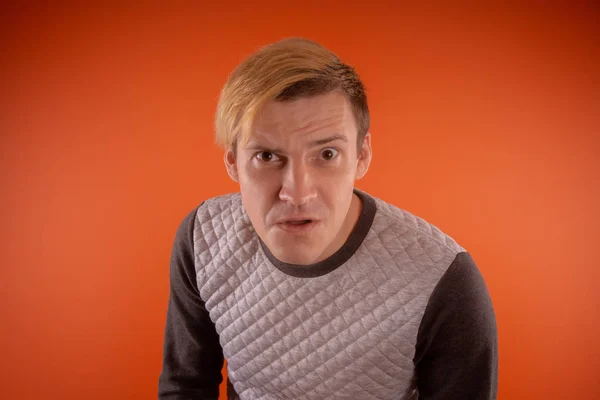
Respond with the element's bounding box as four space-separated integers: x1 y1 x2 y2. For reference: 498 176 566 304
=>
193 191 464 400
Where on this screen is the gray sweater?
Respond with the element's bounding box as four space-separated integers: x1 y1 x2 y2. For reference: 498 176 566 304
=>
159 189 498 399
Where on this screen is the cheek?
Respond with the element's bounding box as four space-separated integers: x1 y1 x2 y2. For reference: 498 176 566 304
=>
324 160 357 184
318 170 355 211
239 168 280 219
242 168 281 194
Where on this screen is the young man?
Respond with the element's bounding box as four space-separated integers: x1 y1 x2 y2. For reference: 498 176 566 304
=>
158 38 498 400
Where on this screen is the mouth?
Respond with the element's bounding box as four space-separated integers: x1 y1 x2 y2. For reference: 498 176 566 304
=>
285 219 312 225
276 219 318 233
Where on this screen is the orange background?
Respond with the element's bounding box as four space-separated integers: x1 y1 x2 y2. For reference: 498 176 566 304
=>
1 3 599 399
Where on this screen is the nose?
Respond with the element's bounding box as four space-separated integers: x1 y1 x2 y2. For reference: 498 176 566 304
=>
279 160 317 206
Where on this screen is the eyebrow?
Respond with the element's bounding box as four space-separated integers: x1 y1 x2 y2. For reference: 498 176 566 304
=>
311 134 348 146
245 134 348 152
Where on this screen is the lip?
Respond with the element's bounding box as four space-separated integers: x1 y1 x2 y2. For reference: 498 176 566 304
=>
275 219 319 234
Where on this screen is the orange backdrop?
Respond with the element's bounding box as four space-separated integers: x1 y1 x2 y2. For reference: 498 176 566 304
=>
1 3 599 399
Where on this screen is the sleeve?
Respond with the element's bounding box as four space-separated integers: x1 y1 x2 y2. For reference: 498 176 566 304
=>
414 252 498 400
158 206 225 400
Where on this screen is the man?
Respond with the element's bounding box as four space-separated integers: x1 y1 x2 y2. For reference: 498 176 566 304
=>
158 37 498 400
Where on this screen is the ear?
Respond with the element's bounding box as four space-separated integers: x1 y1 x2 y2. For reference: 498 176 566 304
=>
355 133 372 180
224 147 239 182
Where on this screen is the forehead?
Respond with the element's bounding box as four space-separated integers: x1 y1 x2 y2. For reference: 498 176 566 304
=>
250 91 357 144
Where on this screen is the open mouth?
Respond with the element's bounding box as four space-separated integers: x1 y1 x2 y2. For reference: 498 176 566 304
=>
285 220 312 225
277 219 317 233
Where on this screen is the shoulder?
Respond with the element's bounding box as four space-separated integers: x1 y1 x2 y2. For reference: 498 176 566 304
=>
182 193 255 261
425 251 495 324
187 192 245 228
367 191 465 257
196 192 244 219
173 192 248 242
199 192 243 211
194 192 251 235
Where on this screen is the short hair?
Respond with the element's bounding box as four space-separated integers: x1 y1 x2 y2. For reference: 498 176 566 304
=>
214 37 370 150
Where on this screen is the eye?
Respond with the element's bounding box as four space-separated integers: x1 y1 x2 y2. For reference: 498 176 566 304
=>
319 148 339 161
255 151 281 162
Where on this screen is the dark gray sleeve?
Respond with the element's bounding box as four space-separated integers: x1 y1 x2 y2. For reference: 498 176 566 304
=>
158 206 225 400
414 252 498 400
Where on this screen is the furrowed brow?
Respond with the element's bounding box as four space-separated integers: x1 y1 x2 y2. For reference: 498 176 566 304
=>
244 142 283 153
310 134 348 147
244 134 348 152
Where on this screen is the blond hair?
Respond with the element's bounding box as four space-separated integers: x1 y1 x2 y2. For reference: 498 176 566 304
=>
214 37 369 149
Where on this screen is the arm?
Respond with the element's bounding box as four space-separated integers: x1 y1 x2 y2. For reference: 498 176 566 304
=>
158 206 225 399
414 252 498 400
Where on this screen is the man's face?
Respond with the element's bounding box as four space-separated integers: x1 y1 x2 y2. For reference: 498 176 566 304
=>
225 90 371 265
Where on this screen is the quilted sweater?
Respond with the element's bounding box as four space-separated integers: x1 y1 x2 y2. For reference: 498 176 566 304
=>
159 189 498 399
